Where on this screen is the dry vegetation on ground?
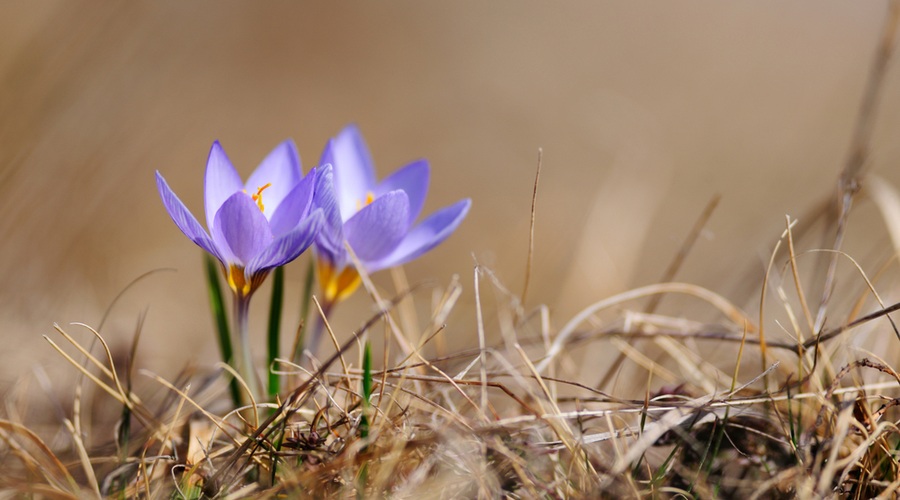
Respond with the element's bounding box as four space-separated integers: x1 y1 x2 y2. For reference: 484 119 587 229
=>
4 5 900 500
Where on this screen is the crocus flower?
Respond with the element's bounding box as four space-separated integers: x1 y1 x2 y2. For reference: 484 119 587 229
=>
156 140 326 299
157 140 327 401
314 125 471 304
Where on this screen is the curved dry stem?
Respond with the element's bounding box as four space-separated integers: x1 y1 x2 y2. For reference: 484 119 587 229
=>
43 336 129 408
537 282 755 373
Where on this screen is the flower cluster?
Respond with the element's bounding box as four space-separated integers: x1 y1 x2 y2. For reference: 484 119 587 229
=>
156 125 470 305
156 125 470 400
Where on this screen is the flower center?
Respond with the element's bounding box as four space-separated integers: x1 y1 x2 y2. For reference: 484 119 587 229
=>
355 191 375 212
225 263 269 298
227 264 252 297
251 183 272 212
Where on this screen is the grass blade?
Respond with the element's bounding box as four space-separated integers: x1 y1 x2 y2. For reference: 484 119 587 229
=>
357 341 373 498
291 258 316 364
267 265 285 400
361 340 373 439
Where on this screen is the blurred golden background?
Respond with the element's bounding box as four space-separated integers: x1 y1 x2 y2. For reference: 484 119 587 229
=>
2 2 899 388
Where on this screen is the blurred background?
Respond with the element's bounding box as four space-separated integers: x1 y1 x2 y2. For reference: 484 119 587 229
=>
2 2 900 390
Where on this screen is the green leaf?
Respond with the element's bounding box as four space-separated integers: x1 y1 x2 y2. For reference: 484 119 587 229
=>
267 266 285 399
360 341 372 439
363 341 373 404
358 341 373 497
204 254 241 408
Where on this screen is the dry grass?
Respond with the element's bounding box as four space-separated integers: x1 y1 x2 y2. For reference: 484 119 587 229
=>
6 196 900 498
6 162 900 498
3 4 900 499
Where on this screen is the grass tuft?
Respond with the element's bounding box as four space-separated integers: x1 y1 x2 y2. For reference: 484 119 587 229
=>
14 223 900 497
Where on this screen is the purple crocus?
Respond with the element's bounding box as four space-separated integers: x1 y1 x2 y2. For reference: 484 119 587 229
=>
157 140 327 398
314 125 471 304
156 140 326 299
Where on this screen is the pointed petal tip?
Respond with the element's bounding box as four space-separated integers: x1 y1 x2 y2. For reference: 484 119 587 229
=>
204 141 244 228
376 159 432 224
209 140 224 156
206 140 230 165
272 138 301 162
339 123 362 138
156 170 223 262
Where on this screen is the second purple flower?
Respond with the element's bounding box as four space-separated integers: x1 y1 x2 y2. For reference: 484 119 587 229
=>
313 125 471 304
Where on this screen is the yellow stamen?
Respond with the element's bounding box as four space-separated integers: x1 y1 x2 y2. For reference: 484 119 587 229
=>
251 183 273 212
317 260 362 304
355 191 376 212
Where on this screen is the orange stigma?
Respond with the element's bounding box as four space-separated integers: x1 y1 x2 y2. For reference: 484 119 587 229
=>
251 183 272 212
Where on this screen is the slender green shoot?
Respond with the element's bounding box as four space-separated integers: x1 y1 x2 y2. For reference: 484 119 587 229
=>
786 380 797 449
631 393 650 478
357 341 373 498
652 444 681 487
361 340 373 439
267 266 285 400
292 259 316 364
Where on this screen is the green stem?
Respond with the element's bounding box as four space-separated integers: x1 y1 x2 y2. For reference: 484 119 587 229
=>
234 294 258 403
204 254 241 407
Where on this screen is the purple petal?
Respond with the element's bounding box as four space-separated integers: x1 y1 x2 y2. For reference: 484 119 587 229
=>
321 125 377 221
156 171 223 262
369 198 471 272
375 159 429 225
245 140 303 218
247 209 324 275
211 192 274 267
204 141 244 231
344 190 410 262
312 166 346 267
269 166 317 236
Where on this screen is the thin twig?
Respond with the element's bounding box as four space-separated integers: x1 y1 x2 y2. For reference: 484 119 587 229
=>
521 148 543 306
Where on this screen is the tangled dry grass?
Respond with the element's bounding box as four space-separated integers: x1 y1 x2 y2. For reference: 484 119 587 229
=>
6 163 900 499
7 187 900 498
